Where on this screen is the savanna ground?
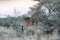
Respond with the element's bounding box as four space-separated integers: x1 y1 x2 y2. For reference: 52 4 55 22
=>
0 26 60 40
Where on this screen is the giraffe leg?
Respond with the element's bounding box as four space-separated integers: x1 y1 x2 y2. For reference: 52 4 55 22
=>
35 25 40 40
22 26 28 40
33 25 38 40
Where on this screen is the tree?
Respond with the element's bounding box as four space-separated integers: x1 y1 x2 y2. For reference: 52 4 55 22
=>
28 0 60 34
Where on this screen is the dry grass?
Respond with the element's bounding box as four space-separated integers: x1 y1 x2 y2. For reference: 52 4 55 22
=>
0 26 59 40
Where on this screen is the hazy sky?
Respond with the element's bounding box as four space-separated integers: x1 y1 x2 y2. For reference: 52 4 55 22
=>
0 0 38 18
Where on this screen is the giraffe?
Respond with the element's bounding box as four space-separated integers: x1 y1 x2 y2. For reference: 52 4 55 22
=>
22 16 38 40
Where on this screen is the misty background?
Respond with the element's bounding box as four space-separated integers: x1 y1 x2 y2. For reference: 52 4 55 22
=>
0 0 60 40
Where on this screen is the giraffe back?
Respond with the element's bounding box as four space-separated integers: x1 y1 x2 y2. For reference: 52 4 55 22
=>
23 17 38 30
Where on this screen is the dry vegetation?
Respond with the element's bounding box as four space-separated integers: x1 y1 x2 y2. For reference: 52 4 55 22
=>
0 26 59 40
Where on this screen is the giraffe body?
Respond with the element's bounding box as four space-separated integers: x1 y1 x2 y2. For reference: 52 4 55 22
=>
22 17 38 40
